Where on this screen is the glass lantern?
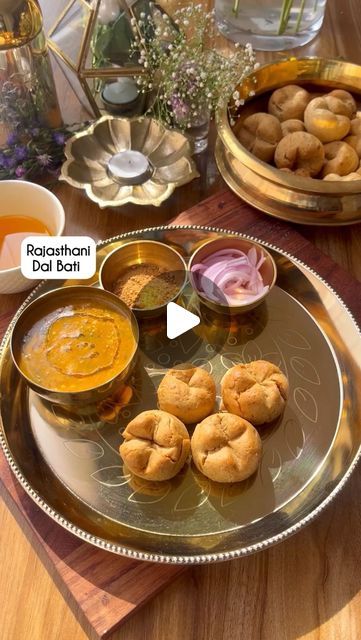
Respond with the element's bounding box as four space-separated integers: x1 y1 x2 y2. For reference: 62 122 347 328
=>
47 0 167 117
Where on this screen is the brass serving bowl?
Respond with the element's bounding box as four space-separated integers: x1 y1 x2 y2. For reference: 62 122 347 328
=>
216 57 361 226
61 115 199 208
188 236 276 314
10 286 139 407
99 240 188 319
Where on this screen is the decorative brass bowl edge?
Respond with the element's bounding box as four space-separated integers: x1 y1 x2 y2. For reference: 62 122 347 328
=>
60 115 200 208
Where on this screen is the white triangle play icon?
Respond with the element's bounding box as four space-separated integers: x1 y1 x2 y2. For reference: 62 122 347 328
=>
166 302 200 340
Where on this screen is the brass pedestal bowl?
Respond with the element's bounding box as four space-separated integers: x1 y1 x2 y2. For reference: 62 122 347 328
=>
216 57 361 226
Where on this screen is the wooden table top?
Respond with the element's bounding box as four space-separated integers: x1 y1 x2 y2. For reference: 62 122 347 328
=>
1 1 361 639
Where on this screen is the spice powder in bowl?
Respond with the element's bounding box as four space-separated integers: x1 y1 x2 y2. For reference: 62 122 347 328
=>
99 239 188 317
113 263 180 310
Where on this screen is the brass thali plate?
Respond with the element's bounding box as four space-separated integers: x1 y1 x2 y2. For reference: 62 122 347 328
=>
1 226 361 563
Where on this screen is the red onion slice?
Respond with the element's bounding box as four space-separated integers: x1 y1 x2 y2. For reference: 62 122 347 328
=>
191 247 269 305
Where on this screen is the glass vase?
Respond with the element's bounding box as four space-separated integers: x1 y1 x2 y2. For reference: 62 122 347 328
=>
215 0 328 51
0 0 61 147
172 102 210 154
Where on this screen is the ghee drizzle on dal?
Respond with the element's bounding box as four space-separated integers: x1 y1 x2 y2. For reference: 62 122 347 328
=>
19 303 135 392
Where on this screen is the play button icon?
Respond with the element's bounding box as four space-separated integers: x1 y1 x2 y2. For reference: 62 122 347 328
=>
166 302 200 340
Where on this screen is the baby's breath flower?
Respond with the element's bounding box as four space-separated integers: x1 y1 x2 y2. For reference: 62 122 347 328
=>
127 3 256 132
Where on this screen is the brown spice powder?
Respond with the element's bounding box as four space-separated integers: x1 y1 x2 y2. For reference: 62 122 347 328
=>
113 263 179 309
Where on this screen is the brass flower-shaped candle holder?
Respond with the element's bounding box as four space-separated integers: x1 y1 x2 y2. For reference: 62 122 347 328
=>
60 116 199 208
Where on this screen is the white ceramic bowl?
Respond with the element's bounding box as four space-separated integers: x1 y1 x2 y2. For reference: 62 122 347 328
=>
0 181 65 294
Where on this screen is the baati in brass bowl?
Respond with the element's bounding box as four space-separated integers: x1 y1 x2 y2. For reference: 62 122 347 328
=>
10 286 139 407
61 115 199 208
188 236 276 315
216 57 361 226
99 240 187 319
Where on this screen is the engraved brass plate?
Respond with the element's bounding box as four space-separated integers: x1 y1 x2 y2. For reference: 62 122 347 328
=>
1 226 360 563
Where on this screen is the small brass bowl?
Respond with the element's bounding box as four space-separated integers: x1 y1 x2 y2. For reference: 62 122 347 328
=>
216 57 361 226
99 240 188 319
188 237 276 315
10 286 139 407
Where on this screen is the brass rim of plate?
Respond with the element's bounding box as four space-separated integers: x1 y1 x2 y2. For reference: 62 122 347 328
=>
216 57 361 226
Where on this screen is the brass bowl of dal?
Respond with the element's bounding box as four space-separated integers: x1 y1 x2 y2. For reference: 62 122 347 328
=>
10 285 139 407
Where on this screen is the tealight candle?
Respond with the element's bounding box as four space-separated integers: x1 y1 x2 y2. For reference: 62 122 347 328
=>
101 78 140 114
108 151 152 185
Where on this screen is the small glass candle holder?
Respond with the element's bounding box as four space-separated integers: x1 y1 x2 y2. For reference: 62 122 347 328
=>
101 77 140 115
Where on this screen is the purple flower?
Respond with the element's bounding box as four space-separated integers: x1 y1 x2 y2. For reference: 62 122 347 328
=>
31 127 40 138
53 131 65 145
15 145 28 161
37 153 52 167
3 155 16 170
15 165 26 178
170 95 189 122
7 131 18 146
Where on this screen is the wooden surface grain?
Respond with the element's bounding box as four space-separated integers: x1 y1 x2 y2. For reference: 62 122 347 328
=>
1 1 361 639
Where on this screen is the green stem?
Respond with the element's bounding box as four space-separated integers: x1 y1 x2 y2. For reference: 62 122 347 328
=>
232 0 240 17
278 0 294 35
294 0 306 32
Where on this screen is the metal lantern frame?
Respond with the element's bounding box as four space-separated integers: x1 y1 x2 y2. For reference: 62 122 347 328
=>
47 0 142 116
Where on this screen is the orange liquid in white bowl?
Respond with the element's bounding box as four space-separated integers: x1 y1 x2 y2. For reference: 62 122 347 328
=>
0 215 51 270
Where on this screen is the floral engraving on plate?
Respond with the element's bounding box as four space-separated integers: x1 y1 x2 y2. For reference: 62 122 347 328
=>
261 449 283 484
173 484 210 512
242 340 263 362
283 417 305 460
293 387 318 424
91 466 131 487
64 439 104 460
277 329 312 351
290 356 320 385
128 481 171 504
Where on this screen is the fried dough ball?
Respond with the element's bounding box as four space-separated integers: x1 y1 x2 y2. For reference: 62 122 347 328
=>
268 84 310 122
279 166 313 177
323 172 361 181
322 141 359 177
237 112 282 162
191 412 262 483
342 172 361 181
281 118 306 136
344 135 361 158
304 96 351 142
274 131 325 177
157 366 216 424
221 360 289 425
350 118 361 136
328 90 357 119
119 410 190 481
